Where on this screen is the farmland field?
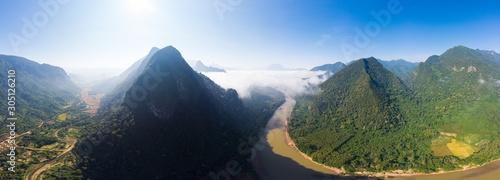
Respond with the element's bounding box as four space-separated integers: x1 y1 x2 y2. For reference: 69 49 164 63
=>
58 113 67 121
81 88 104 114
447 139 476 159
431 138 453 156
430 137 479 159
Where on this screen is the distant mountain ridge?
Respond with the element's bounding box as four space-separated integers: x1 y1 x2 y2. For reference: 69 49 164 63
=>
310 62 346 78
376 59 419 79
83 47 160 96
310 62 346 72
478 49 500 62
192 60 226 72
347 58 418 78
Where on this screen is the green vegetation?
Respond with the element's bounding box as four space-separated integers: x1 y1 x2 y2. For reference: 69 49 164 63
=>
42 165 87 180
41 154 88 180
0 55 80 136
18 134 58 148
288 46 500 173
0 88 91 179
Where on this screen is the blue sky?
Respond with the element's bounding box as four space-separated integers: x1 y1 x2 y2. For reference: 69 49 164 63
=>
1 0 500 71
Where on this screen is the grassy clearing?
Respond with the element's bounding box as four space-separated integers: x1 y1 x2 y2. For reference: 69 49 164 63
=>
58 113 67 121
67 128 81 139
447 139 475 159
63 105 71 109
41 142 59 149
463 134 480 144
476 139 489 147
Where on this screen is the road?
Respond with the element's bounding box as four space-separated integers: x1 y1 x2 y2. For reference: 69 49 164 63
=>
15 144 65 152
26 127 78 180
27 141 76 180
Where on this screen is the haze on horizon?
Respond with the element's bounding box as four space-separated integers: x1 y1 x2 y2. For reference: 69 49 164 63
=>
1 0 500 73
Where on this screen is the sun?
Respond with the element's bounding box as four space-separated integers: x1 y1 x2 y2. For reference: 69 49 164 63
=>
127 0 156 14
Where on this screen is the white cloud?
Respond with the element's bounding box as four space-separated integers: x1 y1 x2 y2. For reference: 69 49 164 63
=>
203 70 327 98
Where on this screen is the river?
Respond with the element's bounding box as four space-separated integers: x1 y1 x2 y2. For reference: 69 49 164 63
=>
255 97 500 180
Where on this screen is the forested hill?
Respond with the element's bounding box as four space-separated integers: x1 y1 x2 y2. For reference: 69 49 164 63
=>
0 55 80 135
318 57 408 131
75 46 285 179
289 46 500 173
410 45 500 113
289 57 414 172
313 59 418 80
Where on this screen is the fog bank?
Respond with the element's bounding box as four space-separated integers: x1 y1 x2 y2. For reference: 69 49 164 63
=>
203 70 328 98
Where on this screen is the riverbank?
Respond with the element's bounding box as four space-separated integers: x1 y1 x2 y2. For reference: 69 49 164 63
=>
283 114 500 178
283 129 345 174
258 95 500 179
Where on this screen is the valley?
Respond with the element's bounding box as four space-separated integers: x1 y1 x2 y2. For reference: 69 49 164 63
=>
1 45 500 180
2 1 500 179
0 82 91 179
27 127 78 180
80 88 104 115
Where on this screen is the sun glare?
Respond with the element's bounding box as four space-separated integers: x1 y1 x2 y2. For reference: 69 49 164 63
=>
127 0 155 14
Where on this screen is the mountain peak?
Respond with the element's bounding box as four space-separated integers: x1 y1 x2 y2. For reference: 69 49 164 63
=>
146 46 189 70
193 60 226 72
350 57 383 70
322 57 402 92
195 60 205 67
82 46 276 179
150 46 160 52
290 56 408 162
422 45 485 67
441 45 478 58
155 46 182 59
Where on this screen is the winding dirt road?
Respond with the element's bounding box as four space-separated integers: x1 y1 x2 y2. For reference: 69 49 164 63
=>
26 128 77 180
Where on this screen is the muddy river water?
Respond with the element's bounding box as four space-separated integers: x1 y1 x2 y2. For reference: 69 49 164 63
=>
255 97 500 180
